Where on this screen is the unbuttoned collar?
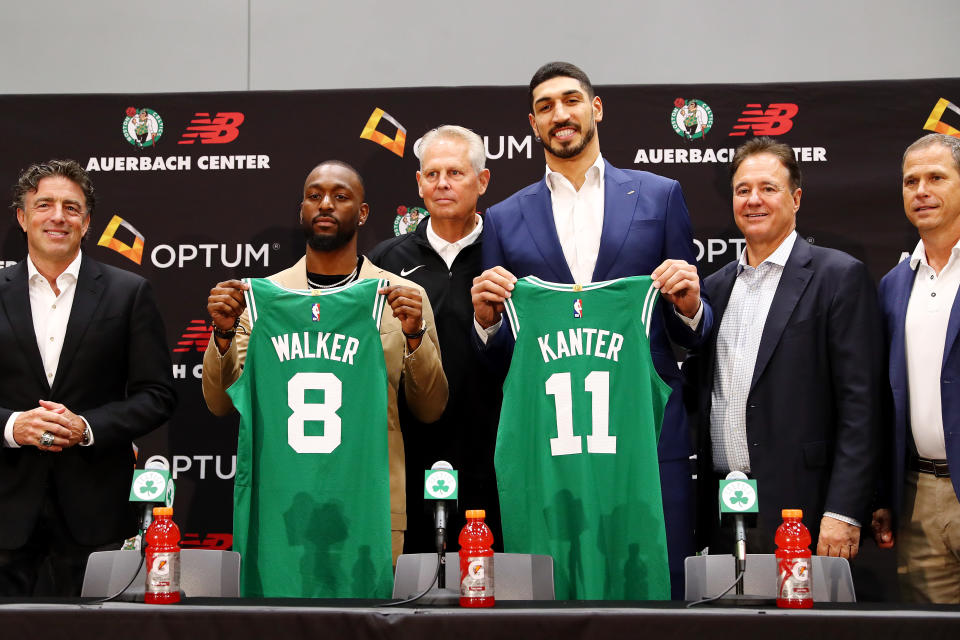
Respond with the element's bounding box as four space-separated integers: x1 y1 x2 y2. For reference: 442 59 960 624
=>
909 237 960 271
26 250 82 285
737 230 797 274
544 153 605 194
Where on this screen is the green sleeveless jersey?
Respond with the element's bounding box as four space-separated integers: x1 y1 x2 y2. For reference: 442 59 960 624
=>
496 275 671 600
228 277 392 598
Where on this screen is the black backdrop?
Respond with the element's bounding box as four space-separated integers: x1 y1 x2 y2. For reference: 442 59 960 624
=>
1 77 957 556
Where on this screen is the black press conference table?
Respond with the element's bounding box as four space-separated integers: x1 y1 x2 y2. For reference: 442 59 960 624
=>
3 599 960 640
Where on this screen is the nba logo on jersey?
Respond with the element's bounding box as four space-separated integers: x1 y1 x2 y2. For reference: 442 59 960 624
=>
311 303 321 322
573 299 583 318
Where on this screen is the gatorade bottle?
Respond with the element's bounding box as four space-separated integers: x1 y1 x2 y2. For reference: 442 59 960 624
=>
775 508 813 608
458 509 494 607
144 506 181 604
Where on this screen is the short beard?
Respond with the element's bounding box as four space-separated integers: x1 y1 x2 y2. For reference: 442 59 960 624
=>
542 119 597 160
304 220 356 252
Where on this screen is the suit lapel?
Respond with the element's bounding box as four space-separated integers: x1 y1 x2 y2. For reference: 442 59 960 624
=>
0 261 49 391
592 162 638 281
945 275 960 368
54 256 105 393
889 260 916 392
750 238 814 390
520 179 573 282
708 262 739 327
703 262 739 387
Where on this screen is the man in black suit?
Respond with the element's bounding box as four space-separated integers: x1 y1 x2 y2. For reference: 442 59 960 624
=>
0 160 175 596
684 137 884 558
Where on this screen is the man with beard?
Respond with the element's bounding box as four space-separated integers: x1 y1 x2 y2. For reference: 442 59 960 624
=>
471 61 711 598
203 160 447 575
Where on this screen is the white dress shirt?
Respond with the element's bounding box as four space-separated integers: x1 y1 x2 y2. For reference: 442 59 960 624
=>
426 214 483 270
711 231 796 473
4 252 93 447
474 153 701 341
545 153 606 286
905 238 960 460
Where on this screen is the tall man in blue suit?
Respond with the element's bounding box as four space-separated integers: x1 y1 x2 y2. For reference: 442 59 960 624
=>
872 133 960 603
685 137 883 560
471 62 711 598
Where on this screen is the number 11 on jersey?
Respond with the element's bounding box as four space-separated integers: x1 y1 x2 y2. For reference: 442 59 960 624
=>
545 370 616 456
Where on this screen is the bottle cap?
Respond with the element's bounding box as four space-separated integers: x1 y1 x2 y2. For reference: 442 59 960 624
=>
465 509 486 519
153 506 173 517
781 508 803 518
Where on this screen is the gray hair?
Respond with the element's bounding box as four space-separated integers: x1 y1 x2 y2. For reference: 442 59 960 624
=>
903 133 960 174
419 125 486 174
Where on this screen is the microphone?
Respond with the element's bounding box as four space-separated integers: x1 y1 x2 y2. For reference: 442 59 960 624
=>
129 459 176 550
718 470 758 596
424 461 459 589
726 471 748 581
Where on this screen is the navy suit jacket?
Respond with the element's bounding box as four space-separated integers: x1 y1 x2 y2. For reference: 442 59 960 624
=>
481 160 713 466
0 255 176 548
878 257 960 521
686 237 884 547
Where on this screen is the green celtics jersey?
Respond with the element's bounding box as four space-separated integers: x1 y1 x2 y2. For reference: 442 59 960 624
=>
495 275 672 600
227 277 392 598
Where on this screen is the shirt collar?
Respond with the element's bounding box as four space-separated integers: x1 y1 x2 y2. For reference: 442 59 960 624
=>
426 214 483 252
26 251 83 283
544 152 605 193
909 237 960 270
738 230 797 273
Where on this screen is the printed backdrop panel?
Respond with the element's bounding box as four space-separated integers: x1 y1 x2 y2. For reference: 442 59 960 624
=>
1 79 957 552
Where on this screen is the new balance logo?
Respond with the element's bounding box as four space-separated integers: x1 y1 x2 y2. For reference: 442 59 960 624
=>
178 112 245 145
729 103 799 136
174 320 213 353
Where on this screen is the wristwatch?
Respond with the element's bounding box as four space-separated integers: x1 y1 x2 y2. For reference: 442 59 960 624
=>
403 321 427 341
80 424 91 446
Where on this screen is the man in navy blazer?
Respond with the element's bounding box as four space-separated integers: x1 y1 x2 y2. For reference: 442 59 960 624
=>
685 137 884 560
0 160 175 595
872 133 960 603
471 62 711 597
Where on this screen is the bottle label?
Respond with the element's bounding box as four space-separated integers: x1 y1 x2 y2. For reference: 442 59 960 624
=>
460 556 494 599
146 551 181 594
777 557 812 601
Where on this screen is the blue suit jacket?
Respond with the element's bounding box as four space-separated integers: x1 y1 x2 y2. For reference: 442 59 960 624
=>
878 258 960 519
481 161 712 466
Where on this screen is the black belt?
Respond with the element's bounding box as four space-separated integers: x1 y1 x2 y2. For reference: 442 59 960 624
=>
910 456 951 478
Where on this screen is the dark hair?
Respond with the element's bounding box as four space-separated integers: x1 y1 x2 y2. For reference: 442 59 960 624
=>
12 159 95 215
729 137 802 192
311 159 365 198
903 133 960 174
528 61 595 111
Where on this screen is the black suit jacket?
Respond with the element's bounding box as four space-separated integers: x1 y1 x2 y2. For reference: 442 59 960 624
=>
0 255 176 548
684 237 884 546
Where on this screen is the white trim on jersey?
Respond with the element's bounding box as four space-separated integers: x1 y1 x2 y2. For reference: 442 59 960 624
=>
243 277 259 324
372 278 388 330
641 279 658 339
256 277 369 296
504 296 520 341
524 275 619 292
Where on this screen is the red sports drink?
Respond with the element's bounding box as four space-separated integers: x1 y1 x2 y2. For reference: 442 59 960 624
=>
775 508 813 608
458 509 494 607
144 506 181 604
